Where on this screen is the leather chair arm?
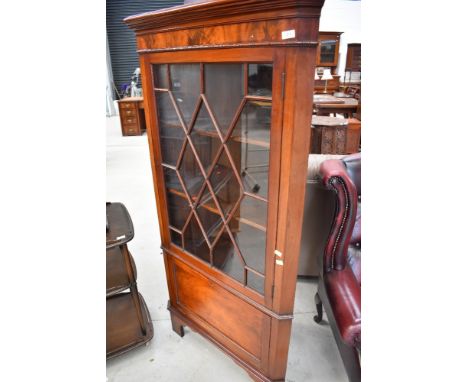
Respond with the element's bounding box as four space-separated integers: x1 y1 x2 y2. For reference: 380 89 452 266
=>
319 159 358 271
325 267 361 347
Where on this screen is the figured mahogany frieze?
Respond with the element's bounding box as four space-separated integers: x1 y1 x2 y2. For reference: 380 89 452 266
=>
136 18 318 52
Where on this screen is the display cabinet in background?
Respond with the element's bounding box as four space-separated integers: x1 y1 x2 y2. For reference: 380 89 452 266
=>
316 31 342 68
345 43 361 71
315 31 342 93
344 43 361 85
125 0 325 380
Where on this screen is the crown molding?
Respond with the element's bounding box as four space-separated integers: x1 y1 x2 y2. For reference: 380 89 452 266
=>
124 0 325 32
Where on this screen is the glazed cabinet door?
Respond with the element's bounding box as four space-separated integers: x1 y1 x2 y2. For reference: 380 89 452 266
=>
317 33 340 67
318 39 337 65
142 50 285 373
152 56 280 299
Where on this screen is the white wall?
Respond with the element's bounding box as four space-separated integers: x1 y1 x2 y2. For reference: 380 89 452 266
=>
319 0 361 79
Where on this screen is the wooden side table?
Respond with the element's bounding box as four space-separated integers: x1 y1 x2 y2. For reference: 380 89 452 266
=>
310 116 361 154
106 202 153 359
315 101 359 119
346 118 361 154
313 94 345 105
311 116 348 154
117 97 146 136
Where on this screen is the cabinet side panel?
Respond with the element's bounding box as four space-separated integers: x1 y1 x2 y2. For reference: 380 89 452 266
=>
273 47 317 313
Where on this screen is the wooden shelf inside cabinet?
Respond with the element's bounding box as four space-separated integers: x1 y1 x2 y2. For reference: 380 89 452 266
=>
106 202 134 249
106 292 154 359
165 164 267 232
194 125 271 149
106 246 137 297
168 186 267 232
159 119 271 149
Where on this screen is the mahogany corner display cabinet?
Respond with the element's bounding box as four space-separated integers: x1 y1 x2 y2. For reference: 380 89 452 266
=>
125 1 325 380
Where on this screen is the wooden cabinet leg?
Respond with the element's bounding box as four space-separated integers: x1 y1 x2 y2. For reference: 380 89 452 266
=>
314 292 323 323
170 312 185 337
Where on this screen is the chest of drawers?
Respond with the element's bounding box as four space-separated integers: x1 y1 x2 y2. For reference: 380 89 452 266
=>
117 97 146 136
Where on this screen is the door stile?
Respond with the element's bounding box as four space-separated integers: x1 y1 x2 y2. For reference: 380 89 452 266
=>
263 49 286 310
272 47 317 315
139 53 172 247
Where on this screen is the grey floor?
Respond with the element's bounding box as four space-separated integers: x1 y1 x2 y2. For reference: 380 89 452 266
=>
106 115 347 382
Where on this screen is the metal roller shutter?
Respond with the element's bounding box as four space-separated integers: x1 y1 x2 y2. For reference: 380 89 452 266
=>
106 0 183 99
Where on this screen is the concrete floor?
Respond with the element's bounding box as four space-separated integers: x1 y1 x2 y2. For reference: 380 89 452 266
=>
106 115 347 382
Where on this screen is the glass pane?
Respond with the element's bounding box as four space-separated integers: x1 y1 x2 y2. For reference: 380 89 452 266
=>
196 204 223 246
154 64 169 89
163 168 190 230
229 199 267 275
179 144 205 201
248 64 273 97
190 102 221 174
212 229 244 284
170 230 183 248
320 40 336 63
205 64 244 137
209 149 241 218
156 92 185 166
163 165 181 190
196 183 224 245
198 182 221 217
228 101 271 199
238 196 267 230
170 64 200 125
247 271 264 295
183 214 210 264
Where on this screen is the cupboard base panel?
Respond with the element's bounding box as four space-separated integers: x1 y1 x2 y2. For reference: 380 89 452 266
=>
168 301 286 382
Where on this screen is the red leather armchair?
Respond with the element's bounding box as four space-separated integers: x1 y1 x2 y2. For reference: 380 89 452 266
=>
314 153 361 382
